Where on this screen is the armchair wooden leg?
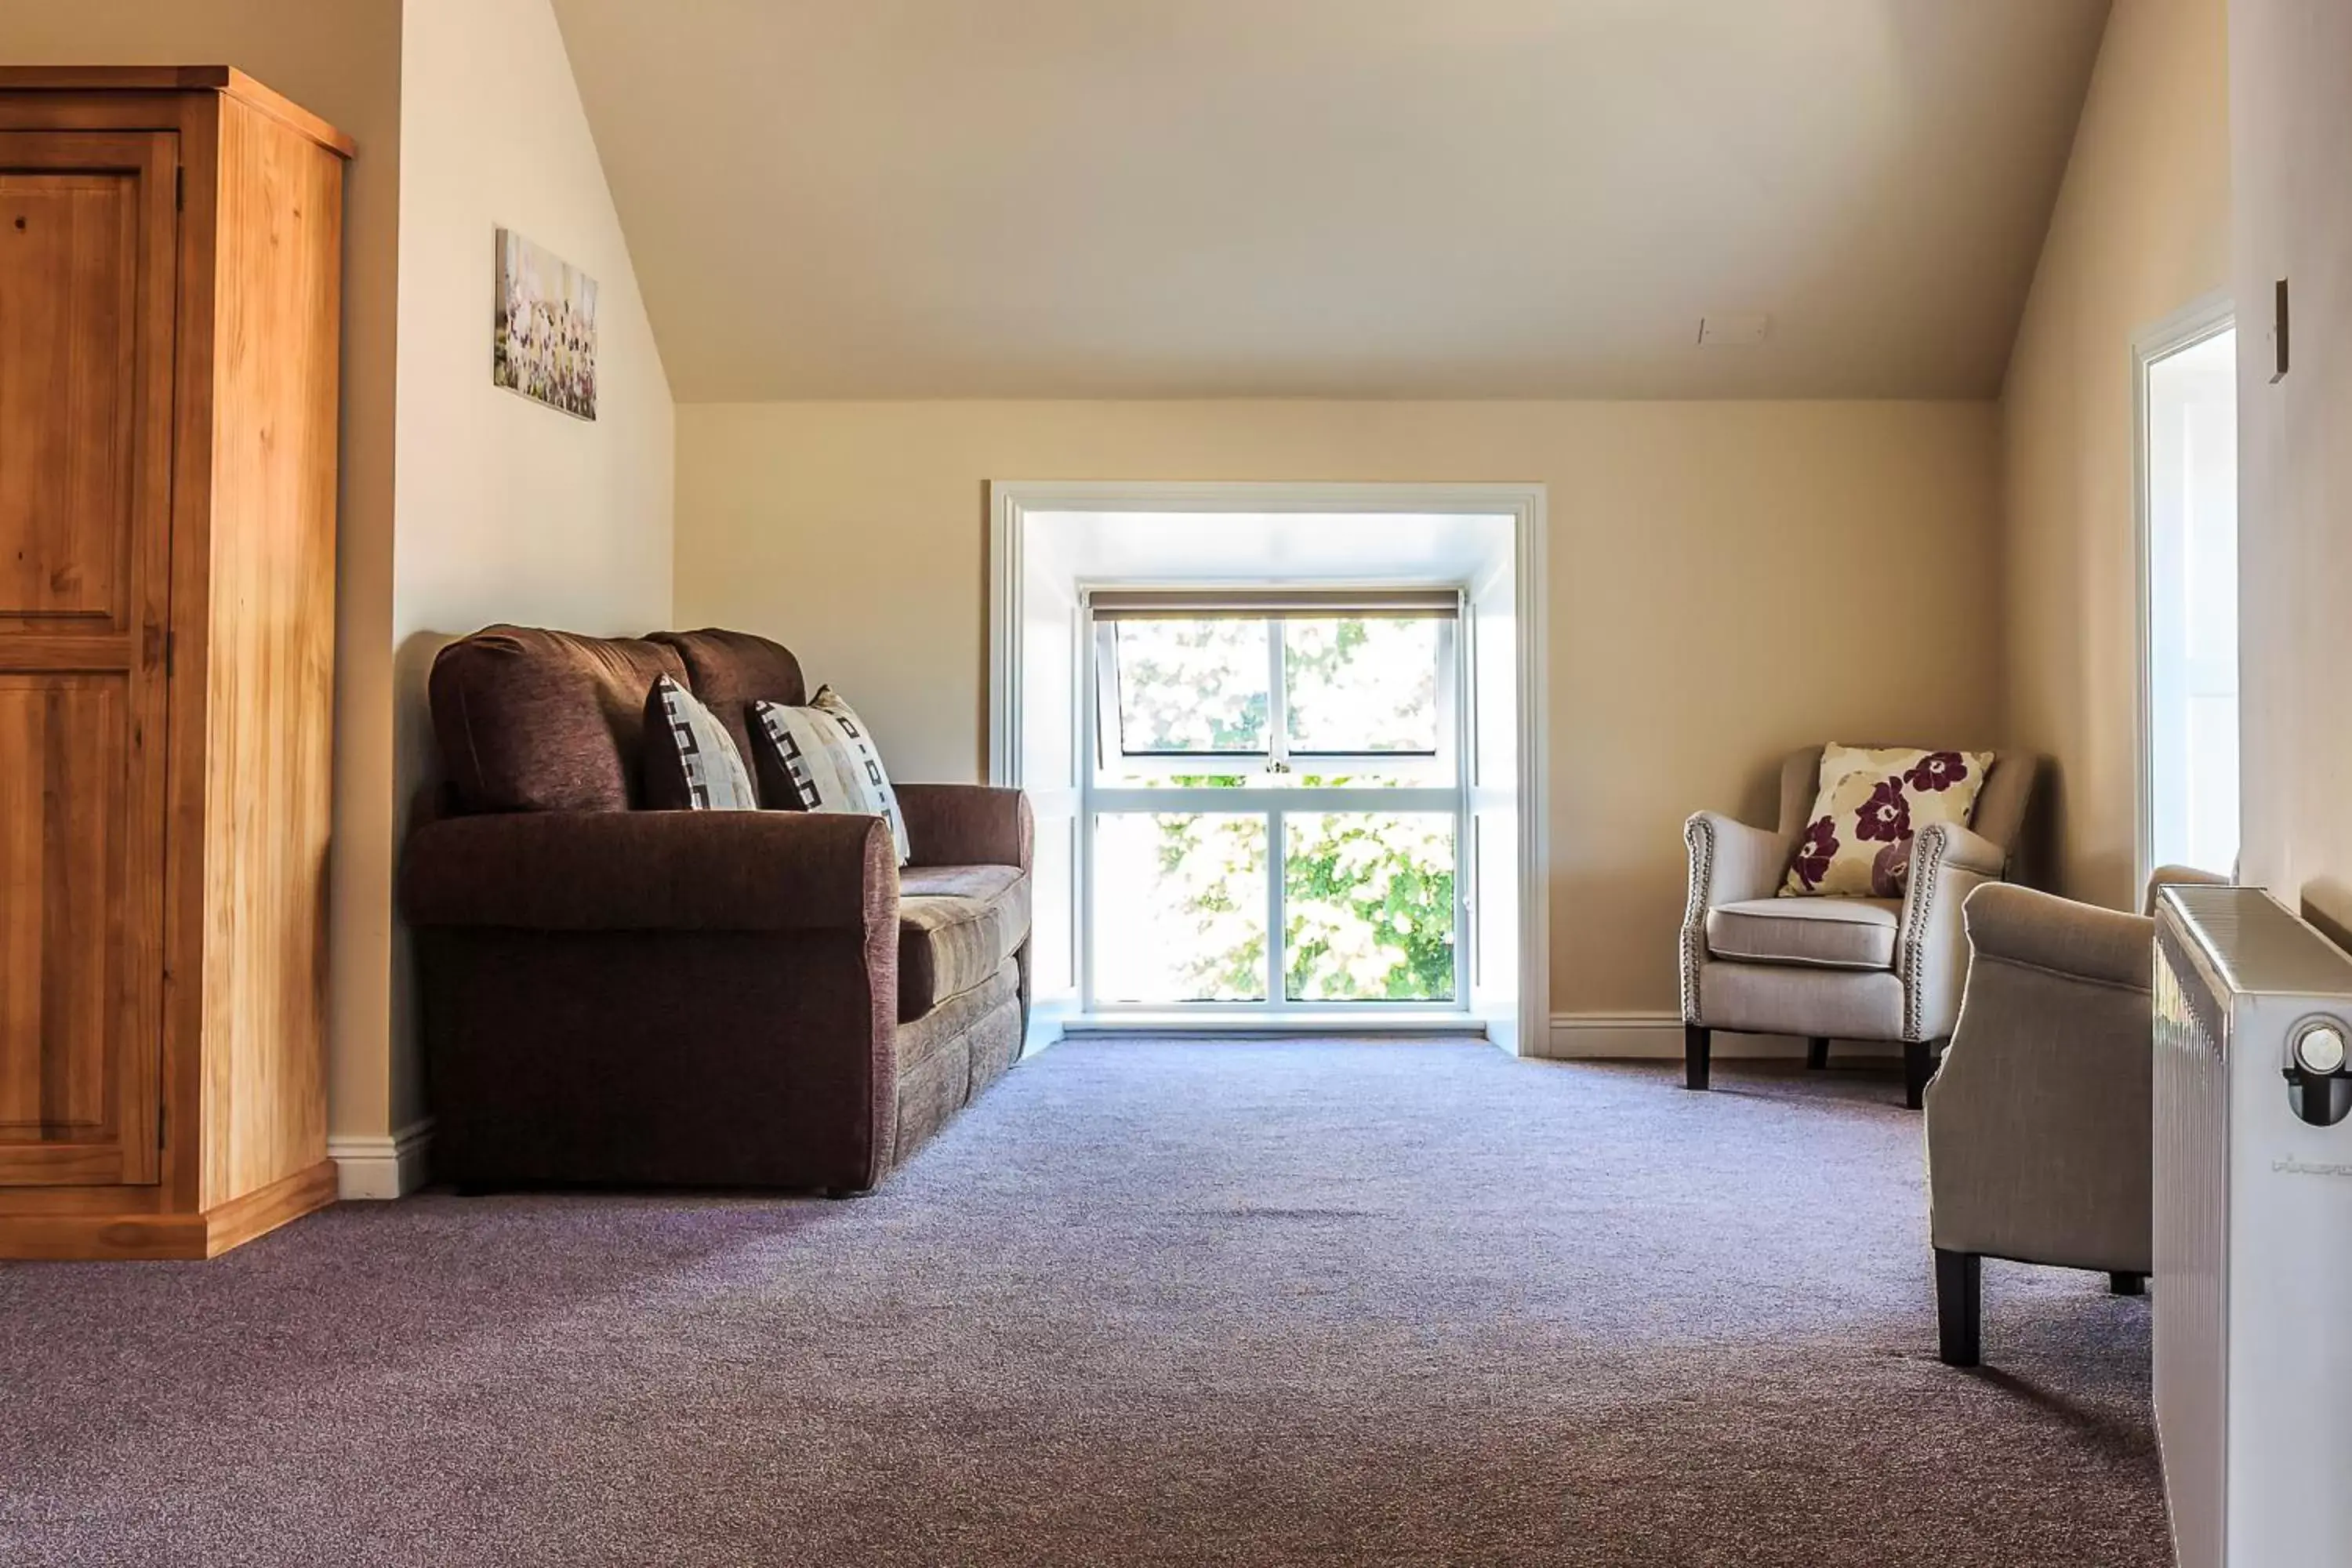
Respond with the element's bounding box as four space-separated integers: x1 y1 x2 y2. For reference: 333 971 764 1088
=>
1904 1039 1937 1110
1936 1248 1982 1367
2110 1272 2147 1297
1684 1024 1711 1091
1806 1036 1830 1070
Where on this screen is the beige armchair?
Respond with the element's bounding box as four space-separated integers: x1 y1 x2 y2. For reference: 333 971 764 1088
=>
1924 868 2228 1367
1679 746 2041 1107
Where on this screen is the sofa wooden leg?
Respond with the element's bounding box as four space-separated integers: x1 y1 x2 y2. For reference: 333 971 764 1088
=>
1904 1039 1936 1109
1807 1036 1830 1070
2110 1271 2147 1297
1684 1024 1711 1091
1936 1248 1982 1367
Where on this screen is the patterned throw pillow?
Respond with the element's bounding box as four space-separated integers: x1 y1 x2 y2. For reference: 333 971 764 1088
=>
1780 744 1993 898
749 686 912 865
642 674 760 811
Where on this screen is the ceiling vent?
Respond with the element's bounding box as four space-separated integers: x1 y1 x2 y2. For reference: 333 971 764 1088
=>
1697 314 1772 347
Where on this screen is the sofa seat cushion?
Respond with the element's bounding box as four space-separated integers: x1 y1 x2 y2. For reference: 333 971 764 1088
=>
898 864 1031 1022
1707 896 1900 970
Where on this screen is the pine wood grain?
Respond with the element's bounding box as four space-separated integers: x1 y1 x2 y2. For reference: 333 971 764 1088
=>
0 73 347 1257
0 67 355 158
0 1156 336 1259
0 131 176 1192
195 96 341 1210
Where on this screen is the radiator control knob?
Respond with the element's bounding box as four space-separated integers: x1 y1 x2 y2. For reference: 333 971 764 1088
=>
2294 1022 2347 1076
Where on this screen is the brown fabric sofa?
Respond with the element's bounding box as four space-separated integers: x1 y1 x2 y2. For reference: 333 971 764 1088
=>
401 626 1032 1194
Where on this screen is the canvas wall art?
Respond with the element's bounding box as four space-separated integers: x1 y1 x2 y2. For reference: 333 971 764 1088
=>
493 227 598 419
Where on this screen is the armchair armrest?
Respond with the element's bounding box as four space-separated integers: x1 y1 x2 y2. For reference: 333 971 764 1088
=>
1919 821 2006 878
1896 821 2011 1040
1679 811 1791 1022
1965 882 2154 990
2143 862 2230 916
896 783 1032 869
1683 811 1790 909
402 809 897 932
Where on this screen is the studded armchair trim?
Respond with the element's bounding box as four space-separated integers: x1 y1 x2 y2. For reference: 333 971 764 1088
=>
1680 814 1715 1024
1897 821 2009 1042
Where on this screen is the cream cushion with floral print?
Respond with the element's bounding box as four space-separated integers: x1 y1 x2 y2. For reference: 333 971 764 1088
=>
1780 744 1993 898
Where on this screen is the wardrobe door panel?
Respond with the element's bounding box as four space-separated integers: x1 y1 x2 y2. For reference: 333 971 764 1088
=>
0 163 137 626
0 130 176 1187
0 677 134 1182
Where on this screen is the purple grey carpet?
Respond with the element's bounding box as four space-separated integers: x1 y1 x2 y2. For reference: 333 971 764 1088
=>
0 1043 2168 1566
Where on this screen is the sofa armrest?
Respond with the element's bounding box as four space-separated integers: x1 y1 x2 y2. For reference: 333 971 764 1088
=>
897 783 1033 869
1896 822 2009 1040
403 809 897 932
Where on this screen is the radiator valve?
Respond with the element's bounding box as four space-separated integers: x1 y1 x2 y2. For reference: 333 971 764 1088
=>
2285 1018 2352 1127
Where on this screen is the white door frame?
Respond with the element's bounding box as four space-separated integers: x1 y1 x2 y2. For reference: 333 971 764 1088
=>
2132 290 2235 888
986 480 1550 1052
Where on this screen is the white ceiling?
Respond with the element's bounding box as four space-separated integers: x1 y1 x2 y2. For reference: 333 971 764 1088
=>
550 0 2110 401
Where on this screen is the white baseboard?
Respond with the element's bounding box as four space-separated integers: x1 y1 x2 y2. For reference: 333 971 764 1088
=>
327 1117 435 1200
1538 1012 1900 1062
1022 994 1076 1058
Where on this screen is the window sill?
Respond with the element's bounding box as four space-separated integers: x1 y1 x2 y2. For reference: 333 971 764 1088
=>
1060 1011 1487 1037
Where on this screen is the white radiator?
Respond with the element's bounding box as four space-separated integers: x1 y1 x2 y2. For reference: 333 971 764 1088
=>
2154 885 2352 1568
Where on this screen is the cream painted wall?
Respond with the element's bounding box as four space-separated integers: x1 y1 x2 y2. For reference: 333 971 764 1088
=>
0 0 673 1148
389 0 675 1129
0 4 408 1150
1998 0 2230 909
674 400 2003 1019
2232 0 2352 936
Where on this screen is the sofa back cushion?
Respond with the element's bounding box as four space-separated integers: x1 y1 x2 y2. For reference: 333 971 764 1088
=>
648 628 806 771
430 626 686 812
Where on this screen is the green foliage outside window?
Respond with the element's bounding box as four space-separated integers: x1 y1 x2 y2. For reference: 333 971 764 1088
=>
1113 616 1454 1004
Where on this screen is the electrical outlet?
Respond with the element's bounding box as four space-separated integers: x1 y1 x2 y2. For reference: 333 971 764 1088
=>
1697 313 1771 347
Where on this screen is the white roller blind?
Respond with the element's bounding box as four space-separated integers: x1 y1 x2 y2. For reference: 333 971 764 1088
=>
1088 587 1458 620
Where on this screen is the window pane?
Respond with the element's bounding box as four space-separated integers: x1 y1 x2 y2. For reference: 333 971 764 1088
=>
1114 620 1269 754
2146 328 2239 877
1289 768 1437 789
1092 813 1268 1002
1106 771 1255 789
1283 813 1456 1002
1284 618 1441 754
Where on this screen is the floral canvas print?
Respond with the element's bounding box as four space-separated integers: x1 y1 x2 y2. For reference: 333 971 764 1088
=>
493 228 597 419
1780 744 1993 898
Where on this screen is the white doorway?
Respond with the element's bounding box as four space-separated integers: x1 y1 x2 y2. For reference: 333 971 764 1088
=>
2136 299 2239 882
987 483 1549 1054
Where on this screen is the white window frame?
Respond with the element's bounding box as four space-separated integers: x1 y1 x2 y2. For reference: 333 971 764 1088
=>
1080 593 1472 1015
2133 290 2238 887
986 479 1551 1055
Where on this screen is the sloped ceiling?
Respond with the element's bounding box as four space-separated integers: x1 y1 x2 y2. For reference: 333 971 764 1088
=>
550 0 2109 400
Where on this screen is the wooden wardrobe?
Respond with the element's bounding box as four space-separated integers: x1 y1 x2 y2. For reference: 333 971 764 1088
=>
0 68 347 1258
